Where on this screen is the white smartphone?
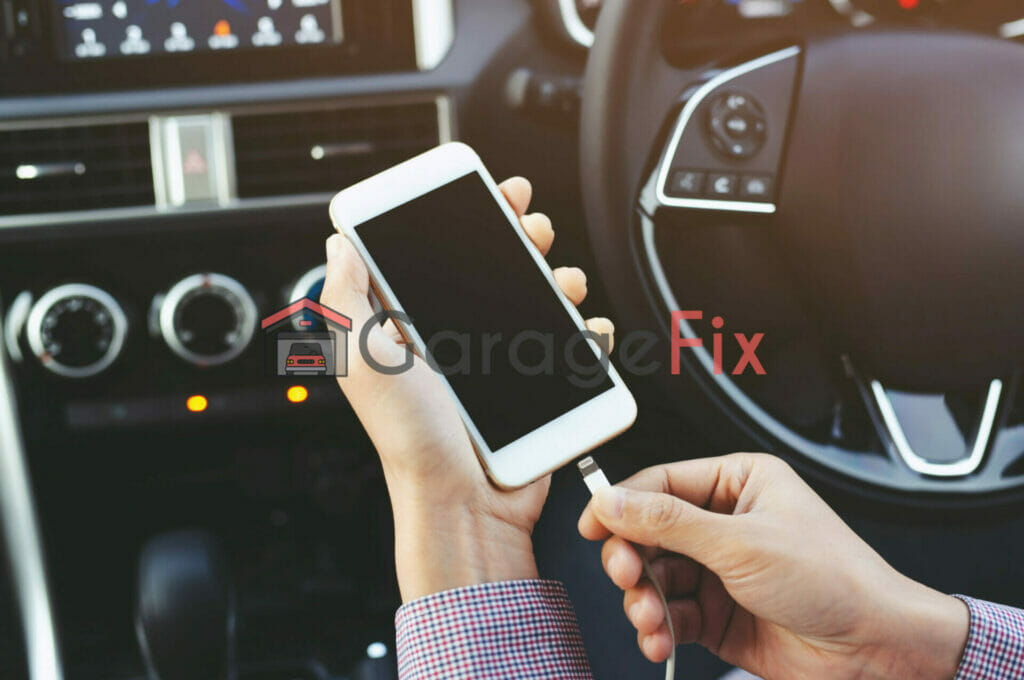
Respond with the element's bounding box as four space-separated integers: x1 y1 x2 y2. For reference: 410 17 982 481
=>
329 142 636 489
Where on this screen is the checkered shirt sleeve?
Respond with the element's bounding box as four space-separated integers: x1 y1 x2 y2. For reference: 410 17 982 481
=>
954 596 1024 680
395 579 593 679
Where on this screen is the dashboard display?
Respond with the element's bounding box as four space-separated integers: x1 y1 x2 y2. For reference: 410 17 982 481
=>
57 0 343 60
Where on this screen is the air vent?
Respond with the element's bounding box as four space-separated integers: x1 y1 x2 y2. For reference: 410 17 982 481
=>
0 122 154 217
232 101 442 198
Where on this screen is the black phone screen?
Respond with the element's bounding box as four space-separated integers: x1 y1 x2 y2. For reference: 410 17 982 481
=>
357 172 614 450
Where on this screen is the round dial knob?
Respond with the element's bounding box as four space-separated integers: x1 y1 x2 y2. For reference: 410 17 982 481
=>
159 273 257 367
26 284 127 378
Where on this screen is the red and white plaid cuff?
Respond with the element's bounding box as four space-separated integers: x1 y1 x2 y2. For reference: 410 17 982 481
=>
954 595 1024 680
395 579 592 679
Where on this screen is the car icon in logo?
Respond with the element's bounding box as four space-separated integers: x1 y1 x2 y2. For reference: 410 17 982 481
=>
285 342 327 375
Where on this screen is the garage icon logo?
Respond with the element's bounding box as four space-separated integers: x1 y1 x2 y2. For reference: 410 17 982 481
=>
260 299 352 378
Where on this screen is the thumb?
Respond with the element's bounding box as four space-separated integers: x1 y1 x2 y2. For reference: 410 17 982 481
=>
591 486 728 569
321 234 406 379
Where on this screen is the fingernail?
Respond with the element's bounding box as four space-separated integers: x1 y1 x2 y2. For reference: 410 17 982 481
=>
594 486 625 519
642 636 655 657
628 603 640 624
607 552 619 577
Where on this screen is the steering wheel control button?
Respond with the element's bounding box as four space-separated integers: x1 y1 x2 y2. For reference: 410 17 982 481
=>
706 91 767 159
739 174 773 200
667 169 706 197
707 173 738 197
26 284 128 378
654 47 798 213
158 273 257 367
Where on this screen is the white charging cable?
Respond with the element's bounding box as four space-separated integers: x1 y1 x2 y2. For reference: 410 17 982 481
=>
578 456 676 680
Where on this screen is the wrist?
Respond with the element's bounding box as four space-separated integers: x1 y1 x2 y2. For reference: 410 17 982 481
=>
392 496 538 602
862 573 969 680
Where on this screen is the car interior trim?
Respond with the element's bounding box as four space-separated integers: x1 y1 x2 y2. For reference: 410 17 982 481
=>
3 292 33 364
151 113 238 208
557 0 595 48
412 0 457 70
158 273 259 368
25 284 128 379
0 94 453 232
654 46 801 214
871 378 1003 477
0 345 64 680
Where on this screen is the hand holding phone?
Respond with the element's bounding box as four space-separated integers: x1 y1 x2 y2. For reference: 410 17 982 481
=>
322 165 624 601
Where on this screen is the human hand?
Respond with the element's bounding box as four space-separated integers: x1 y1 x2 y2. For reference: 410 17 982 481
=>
578 454 969 680
322 177 614 602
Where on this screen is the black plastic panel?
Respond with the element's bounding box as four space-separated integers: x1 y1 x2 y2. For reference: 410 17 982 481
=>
0 545 28 680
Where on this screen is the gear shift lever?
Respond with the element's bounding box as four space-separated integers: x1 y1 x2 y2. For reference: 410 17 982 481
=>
135 530 236 680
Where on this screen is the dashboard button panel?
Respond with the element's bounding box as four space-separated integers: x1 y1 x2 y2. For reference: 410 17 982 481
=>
666 169 706 197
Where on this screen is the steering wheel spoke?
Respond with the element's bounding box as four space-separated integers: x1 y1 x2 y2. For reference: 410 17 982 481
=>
640 46 800 219
863 377 1006 479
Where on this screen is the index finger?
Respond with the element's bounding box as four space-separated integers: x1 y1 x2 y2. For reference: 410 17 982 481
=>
499 177 532 217
577 455 750 541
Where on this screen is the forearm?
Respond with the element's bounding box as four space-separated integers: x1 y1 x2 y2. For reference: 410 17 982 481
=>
862 575 969 680
392 497 539 602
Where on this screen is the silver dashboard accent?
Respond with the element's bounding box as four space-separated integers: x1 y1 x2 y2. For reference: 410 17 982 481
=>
158 273 257 367
557 0 595 48
151 113 236 208
412 0 456 70
4 291 32 363
25 283 128 379
0 332 64 680
654 46 800 214
15 162 86 180
870 379 1003 477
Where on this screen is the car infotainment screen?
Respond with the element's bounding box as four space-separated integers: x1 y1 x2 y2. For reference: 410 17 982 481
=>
57 0 344 60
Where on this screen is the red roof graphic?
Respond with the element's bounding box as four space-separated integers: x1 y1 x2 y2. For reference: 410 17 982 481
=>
261 299 352 331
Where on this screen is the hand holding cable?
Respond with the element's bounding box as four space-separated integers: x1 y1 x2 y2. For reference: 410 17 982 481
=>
578 453 970 680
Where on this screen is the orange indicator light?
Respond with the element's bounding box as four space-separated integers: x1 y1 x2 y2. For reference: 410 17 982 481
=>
287 386 309 404
186 395 209 413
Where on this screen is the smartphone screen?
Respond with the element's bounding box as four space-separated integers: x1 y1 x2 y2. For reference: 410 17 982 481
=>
357 172 615 451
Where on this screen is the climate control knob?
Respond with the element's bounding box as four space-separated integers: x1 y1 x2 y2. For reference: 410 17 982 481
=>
25 283 127 378
158 273 257 367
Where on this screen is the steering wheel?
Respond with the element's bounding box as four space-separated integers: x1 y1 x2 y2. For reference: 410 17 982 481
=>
579 0 1024 502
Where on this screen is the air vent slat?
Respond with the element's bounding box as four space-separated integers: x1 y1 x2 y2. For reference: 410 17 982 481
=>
232 101 441 199
0 122 154 217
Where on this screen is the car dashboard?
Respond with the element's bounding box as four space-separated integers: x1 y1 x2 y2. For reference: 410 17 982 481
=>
1 1 1023 679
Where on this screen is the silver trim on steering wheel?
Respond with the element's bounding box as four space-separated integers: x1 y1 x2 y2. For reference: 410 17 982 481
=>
557 0 596 48
871 379 1003 477
654 46 800 214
